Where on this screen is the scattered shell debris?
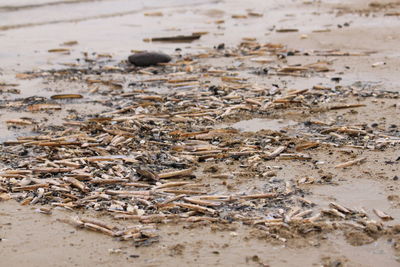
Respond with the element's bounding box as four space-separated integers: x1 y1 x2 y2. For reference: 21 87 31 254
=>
1 38 400 251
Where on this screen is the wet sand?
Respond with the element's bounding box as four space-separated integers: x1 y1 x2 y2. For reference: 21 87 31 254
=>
1 0 400 266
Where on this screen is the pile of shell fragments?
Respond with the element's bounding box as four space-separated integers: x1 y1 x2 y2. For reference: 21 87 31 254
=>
1 41 399 244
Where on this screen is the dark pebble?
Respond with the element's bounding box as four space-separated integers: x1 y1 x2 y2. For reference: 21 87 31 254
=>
331 77 342 83
394 176 399 181
217 43 225 50
277 53 286 59
128 52 171 67
209 85 219 95
129 254 140 258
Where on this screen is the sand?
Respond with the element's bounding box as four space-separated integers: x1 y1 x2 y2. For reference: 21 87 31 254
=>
1 0 400 266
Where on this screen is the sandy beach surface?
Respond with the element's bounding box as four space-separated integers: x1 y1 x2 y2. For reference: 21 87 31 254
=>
1 0 400 266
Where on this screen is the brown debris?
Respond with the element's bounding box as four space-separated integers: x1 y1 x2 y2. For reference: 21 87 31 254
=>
335 157 366 168
1 37 399 251
143 34 201 43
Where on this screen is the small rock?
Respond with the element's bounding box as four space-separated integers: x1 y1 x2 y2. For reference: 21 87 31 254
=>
331 77 342 83
128 52 171 67
217 43 225 49
129 254 140 258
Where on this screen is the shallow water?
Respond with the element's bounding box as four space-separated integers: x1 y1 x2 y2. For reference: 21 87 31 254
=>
310 179 400 223
0 102 109 142
0 0 216 71
220 118 297 132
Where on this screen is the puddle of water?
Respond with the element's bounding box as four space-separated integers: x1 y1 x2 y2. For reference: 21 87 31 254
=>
0 102 109 142
220 118 297 132
0 0 212 28
0 0 216 71
328 233 399 267
309 179 400 223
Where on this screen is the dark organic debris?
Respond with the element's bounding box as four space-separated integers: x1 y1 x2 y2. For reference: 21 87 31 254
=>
143 34 201 43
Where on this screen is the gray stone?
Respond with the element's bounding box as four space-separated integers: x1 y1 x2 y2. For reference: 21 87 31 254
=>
128 52 171 67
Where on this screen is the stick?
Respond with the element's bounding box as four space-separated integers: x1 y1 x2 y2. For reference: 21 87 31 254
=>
335 157 366 168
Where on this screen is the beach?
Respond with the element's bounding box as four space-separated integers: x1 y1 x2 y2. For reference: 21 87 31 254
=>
1 1 400 266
